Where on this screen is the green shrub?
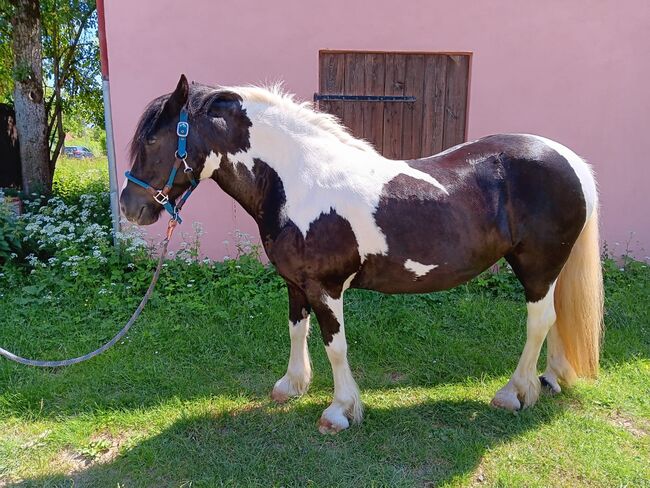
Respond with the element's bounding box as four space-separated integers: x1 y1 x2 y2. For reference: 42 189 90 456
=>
0 193 23 261
0 152 112 265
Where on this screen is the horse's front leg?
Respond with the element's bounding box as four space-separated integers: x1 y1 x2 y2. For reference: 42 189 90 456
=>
308 284 363 434
271 283 312 402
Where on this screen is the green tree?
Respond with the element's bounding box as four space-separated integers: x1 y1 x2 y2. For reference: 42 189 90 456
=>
42 0 101 167
0 0 101 193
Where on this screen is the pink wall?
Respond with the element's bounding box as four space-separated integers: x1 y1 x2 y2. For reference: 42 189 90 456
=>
104 0 650 260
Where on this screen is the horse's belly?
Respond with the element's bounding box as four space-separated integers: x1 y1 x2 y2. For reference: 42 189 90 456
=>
351 254 491 294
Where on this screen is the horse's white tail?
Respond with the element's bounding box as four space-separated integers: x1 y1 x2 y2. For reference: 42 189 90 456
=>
553 206 604 381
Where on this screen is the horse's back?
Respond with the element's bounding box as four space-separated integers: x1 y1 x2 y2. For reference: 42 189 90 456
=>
406 133 591 235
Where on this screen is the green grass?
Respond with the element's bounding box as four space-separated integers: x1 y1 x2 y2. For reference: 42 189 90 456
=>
0 255 648 487
52 157 109 204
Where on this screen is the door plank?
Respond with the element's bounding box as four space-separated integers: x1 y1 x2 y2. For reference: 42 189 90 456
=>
362 52 386 152
422 55 448 156
382 54 407 159
343 53 366 139
402 54 425 159
319 52 345 121
442 55 470 150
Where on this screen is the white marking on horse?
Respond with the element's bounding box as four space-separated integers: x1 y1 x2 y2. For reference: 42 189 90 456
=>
404 259 438 277
272 317 312 401
433 139 476 158
529 135 597 220
233 97 448 261
321 272 356 325
342 272 357 292
228 150 255 172
200 150 221 180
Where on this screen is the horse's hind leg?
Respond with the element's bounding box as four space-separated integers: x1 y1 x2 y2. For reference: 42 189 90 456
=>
540 323 577 394
491 248 568 410
492 280 557 410
271 284 312 402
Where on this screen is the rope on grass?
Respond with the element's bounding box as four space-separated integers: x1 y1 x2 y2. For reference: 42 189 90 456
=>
0 237 170 368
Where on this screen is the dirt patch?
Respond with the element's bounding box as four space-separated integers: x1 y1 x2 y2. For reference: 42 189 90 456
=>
386 371 407 384
403 458 452 486
19 429 52 450
608 411 649 438
469 459 488 486
58 448 94 473
56 430 133 476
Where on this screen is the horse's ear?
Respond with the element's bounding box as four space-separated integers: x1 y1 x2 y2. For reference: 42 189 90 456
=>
162 74 189 118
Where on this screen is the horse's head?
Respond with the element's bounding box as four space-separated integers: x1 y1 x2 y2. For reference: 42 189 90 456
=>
120 75 252 225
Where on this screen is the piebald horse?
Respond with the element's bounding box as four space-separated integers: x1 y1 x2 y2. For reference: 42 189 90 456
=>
120 75 603 433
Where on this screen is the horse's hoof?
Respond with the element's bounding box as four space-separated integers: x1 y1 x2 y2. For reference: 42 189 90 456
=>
318 407 350 434
491 390 521 411
270 388 290 403
318 416 348 434
271 374 310 404
539 374 561 394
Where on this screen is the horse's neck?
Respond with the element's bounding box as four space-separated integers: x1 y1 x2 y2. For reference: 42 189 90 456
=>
214 103 367 231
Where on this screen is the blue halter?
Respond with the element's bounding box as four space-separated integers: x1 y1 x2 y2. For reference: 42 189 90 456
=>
124 108 199 224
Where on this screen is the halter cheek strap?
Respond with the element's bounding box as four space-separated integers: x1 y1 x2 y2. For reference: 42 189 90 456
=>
124 108 199 224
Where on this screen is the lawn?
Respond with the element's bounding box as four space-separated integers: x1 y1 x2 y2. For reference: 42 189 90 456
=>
51 157 109 204
0 163 648 487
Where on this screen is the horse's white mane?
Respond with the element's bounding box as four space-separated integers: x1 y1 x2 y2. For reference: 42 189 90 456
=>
226 84 378 154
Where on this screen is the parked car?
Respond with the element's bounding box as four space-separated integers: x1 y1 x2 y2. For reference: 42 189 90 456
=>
63 146 94 159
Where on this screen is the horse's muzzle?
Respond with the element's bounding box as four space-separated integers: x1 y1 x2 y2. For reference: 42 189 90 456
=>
120 185 162 225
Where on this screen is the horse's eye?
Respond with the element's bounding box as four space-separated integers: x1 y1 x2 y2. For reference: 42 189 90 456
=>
146 137 157 145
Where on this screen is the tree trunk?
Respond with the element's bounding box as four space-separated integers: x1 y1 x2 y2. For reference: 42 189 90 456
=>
11 0 50 194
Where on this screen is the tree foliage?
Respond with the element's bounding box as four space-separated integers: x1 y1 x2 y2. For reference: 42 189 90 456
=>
0 1 14 104
43 0 101 167
0 0 102 174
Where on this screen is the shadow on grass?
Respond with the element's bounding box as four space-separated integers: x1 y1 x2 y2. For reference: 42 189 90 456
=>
6 395 568 487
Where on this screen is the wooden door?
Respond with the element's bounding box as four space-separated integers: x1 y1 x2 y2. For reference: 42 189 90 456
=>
318 51 471 159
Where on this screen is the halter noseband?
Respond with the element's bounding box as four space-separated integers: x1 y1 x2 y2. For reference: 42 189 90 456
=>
124 108 199 224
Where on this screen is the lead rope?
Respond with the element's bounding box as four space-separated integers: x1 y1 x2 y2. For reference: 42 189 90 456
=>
0 219 177 368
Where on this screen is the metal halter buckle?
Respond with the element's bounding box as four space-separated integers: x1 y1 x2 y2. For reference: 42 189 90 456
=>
153 190 169 205
176 121 189 137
